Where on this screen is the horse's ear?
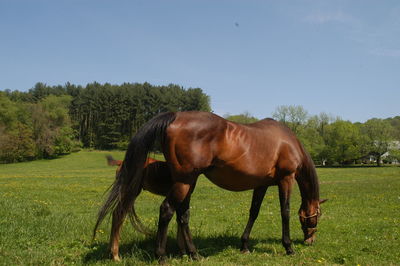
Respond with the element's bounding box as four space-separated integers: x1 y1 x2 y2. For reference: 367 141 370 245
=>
319 199 328 204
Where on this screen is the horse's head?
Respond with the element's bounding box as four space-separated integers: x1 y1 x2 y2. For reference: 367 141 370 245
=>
298 199 327 244
106 155 123 177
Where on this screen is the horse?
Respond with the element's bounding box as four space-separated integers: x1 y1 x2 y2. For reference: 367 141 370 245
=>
94 111 326 262
105 155 192 254
106 155 171 195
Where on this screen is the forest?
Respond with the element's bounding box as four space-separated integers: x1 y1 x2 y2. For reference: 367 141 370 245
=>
0 82 210 163
1 82 399 166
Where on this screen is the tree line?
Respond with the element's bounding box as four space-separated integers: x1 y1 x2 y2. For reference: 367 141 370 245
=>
1 83 399 166
0 82 210 163
225 106 400 166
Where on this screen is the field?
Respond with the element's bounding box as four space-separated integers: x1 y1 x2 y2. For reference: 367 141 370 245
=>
0 151 399 265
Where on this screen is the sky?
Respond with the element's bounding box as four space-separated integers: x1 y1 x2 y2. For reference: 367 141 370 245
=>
0 0 399 122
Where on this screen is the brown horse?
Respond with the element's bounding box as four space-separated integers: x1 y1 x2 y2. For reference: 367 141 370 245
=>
105 155 172 196
105 155 191 254
94 111 326 262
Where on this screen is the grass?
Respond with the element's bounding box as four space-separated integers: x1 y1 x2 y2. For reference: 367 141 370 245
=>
0 150 399 265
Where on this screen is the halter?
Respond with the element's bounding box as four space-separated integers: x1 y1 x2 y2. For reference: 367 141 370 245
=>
299 208 320 233
298 208 320 219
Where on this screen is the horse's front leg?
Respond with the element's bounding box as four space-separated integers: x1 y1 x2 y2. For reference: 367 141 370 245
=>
155 182 196 263
240 186 268 253
278 174 295 255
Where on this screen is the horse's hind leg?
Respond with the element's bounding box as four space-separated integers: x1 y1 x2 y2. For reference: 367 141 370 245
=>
155 197 175 263
175 187 200 259
109 204 126 261
155 182 196 263
176 222 186 255
278 174 295 255
240 186 268 253
176 182 197 257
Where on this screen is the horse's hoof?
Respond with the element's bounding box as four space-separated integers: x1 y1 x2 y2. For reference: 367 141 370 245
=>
240 248 250 254
286 249 295 255
304 237 315 245
158 256 167 265
190 252 203 261
112 255 121 262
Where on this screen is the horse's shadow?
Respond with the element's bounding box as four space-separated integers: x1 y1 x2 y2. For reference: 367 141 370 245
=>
83 235 304 263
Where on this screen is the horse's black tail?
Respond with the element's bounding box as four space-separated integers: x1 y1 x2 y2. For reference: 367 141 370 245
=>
93 112 177 239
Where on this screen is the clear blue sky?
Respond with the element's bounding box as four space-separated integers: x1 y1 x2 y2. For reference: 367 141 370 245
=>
1 0 399 122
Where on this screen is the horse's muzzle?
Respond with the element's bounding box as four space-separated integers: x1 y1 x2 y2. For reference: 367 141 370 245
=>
304 228 317 245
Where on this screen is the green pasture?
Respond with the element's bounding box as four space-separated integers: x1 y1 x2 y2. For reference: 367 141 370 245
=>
0 151 399 265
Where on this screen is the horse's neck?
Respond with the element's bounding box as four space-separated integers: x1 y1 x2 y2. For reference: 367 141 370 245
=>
297 177 319 210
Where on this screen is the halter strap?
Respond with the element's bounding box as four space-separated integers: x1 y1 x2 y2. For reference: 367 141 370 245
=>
298 208 320 219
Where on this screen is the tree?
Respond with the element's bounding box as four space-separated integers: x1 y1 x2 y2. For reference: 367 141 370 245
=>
272 105 308 134
361 118 395 166
272 105 290 123
0 92 19 130
31 95 76 158
387 148 400 164
65 82 212 149
182 88 211 112
298 118 326 165
0 93 37 162
324 120 363 165
0 123 36 163
385 116 400 140
1 82 212 161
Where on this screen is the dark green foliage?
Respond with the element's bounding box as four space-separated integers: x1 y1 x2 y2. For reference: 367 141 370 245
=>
1 82 211 162
182 88 211 112
32 95 76 158
67 82 210 149
0 92 78 163
361 119 395 166
323 120 363 165
0 122 36 162
385 116 400 139
387 149 400 162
